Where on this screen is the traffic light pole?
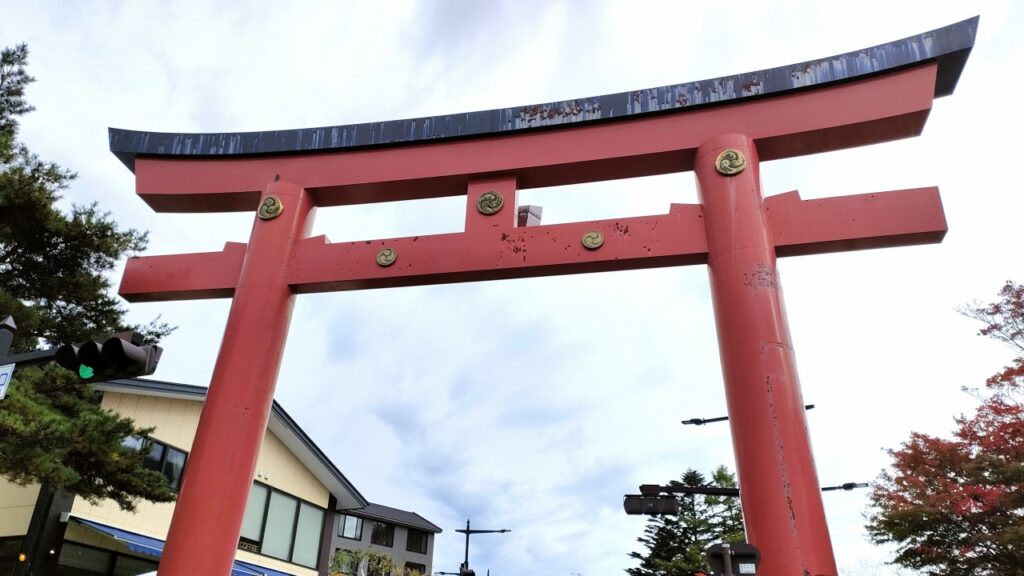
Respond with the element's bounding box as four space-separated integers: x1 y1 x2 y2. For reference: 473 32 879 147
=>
0 317 58 368
0 318 75 576
1 316 14 357
720 544 735 576
455 519 509 575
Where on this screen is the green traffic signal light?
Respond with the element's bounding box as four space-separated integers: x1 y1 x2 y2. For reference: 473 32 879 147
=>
55 336 161 384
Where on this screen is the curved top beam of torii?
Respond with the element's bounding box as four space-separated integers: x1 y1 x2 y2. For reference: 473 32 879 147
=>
110 17 976 170
108 17 976 214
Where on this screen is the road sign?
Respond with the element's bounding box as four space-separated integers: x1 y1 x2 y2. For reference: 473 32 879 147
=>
0 363 14 400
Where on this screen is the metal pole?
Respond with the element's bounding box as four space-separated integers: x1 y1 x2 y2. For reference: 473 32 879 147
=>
455 519 509 573
722 543 734 576
0 315 71 369
0 316 15 356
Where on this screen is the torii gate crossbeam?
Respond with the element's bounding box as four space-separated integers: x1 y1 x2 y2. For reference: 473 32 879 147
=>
110 18 976 576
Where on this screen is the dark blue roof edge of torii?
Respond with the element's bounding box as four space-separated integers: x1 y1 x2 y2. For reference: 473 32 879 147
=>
109 16 978 172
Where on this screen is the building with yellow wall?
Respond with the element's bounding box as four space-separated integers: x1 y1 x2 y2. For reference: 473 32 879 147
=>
0 379 439 576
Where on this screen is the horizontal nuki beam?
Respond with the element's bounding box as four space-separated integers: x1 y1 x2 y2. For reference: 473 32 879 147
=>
119 187 946 302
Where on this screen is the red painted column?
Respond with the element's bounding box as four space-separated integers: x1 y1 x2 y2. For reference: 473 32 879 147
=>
158 181 315 576
695 134 837 575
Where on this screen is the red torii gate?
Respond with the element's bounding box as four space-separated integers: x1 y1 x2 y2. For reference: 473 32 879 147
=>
111 18 976 576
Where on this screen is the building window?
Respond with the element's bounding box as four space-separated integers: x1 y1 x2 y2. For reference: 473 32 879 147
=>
368 558 391 576
370 522 394 547
405 528 428 554
56 542 112 574
112 554 159 575
53 541 158 576
404 561 428 575
339 514 363 540
334 549 358 575
0 538 23 576
238 482 326 569
122 435 188 490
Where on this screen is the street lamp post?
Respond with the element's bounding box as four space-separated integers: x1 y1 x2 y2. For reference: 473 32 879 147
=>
455 519 509 574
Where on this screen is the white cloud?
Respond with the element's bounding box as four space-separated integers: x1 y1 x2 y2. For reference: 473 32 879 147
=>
3 1 1021 574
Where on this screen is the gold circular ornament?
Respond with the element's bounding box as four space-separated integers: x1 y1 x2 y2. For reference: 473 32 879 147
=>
376 248 397 267
477 191 504 215
257 196 284 220
581 230 605 250
715 149 747 176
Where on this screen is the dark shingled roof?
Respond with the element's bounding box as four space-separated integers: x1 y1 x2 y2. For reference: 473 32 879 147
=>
346 502 443 534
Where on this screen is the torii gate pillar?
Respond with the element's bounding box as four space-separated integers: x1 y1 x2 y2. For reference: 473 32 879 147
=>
698 134 834 573
155 182 315 576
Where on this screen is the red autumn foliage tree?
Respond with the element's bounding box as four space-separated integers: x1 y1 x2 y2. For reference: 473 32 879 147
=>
866 281 1024 574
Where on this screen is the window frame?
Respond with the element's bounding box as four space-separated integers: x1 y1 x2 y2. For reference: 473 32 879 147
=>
338 514 364 541
238 481 327 569
0 537 24 575
123 435 188 491
369 521 394 547
404 561 428 575
334 548 358 575
53 540 159 576
405 528 429 554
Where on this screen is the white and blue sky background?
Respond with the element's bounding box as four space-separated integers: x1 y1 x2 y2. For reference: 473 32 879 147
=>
3 1 1023 574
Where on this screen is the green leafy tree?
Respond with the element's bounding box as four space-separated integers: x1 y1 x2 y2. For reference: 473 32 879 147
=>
866 281 1024 575
0 43 174 511
329 548 425 576
627 466 745 576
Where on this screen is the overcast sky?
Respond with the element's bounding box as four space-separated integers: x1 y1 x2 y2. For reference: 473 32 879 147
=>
3 1 1022 574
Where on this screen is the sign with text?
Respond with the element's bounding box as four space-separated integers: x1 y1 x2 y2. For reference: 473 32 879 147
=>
0 363 14 400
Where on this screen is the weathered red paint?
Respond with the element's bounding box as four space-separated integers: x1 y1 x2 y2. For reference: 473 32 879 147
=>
131 64 936 212
696 134 835 575
155 181 315 576
122 186 944 300
122 62 951 576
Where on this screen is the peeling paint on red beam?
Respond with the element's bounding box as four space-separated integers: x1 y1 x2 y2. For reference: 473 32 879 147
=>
120 242 246 302
288 205 708 293
767 187 946 257
131 64 938 213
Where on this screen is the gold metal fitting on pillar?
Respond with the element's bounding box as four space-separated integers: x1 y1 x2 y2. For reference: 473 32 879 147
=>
715 149 747 176
581 230 604 250
477 191 504 215
257 196 284 220
376 248 397 267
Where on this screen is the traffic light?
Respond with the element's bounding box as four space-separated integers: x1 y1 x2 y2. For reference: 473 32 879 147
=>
623 495 680 515
55 333 162 383
459 563 476 576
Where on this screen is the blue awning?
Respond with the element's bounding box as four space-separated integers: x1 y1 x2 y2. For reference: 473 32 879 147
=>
72 517 295 576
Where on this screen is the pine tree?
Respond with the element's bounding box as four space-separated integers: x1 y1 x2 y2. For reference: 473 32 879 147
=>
627 466 745 576
0 43 174 511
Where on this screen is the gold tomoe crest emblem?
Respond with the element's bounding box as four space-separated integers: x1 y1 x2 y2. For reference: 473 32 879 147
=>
257 196 284 219
715 149 747 176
